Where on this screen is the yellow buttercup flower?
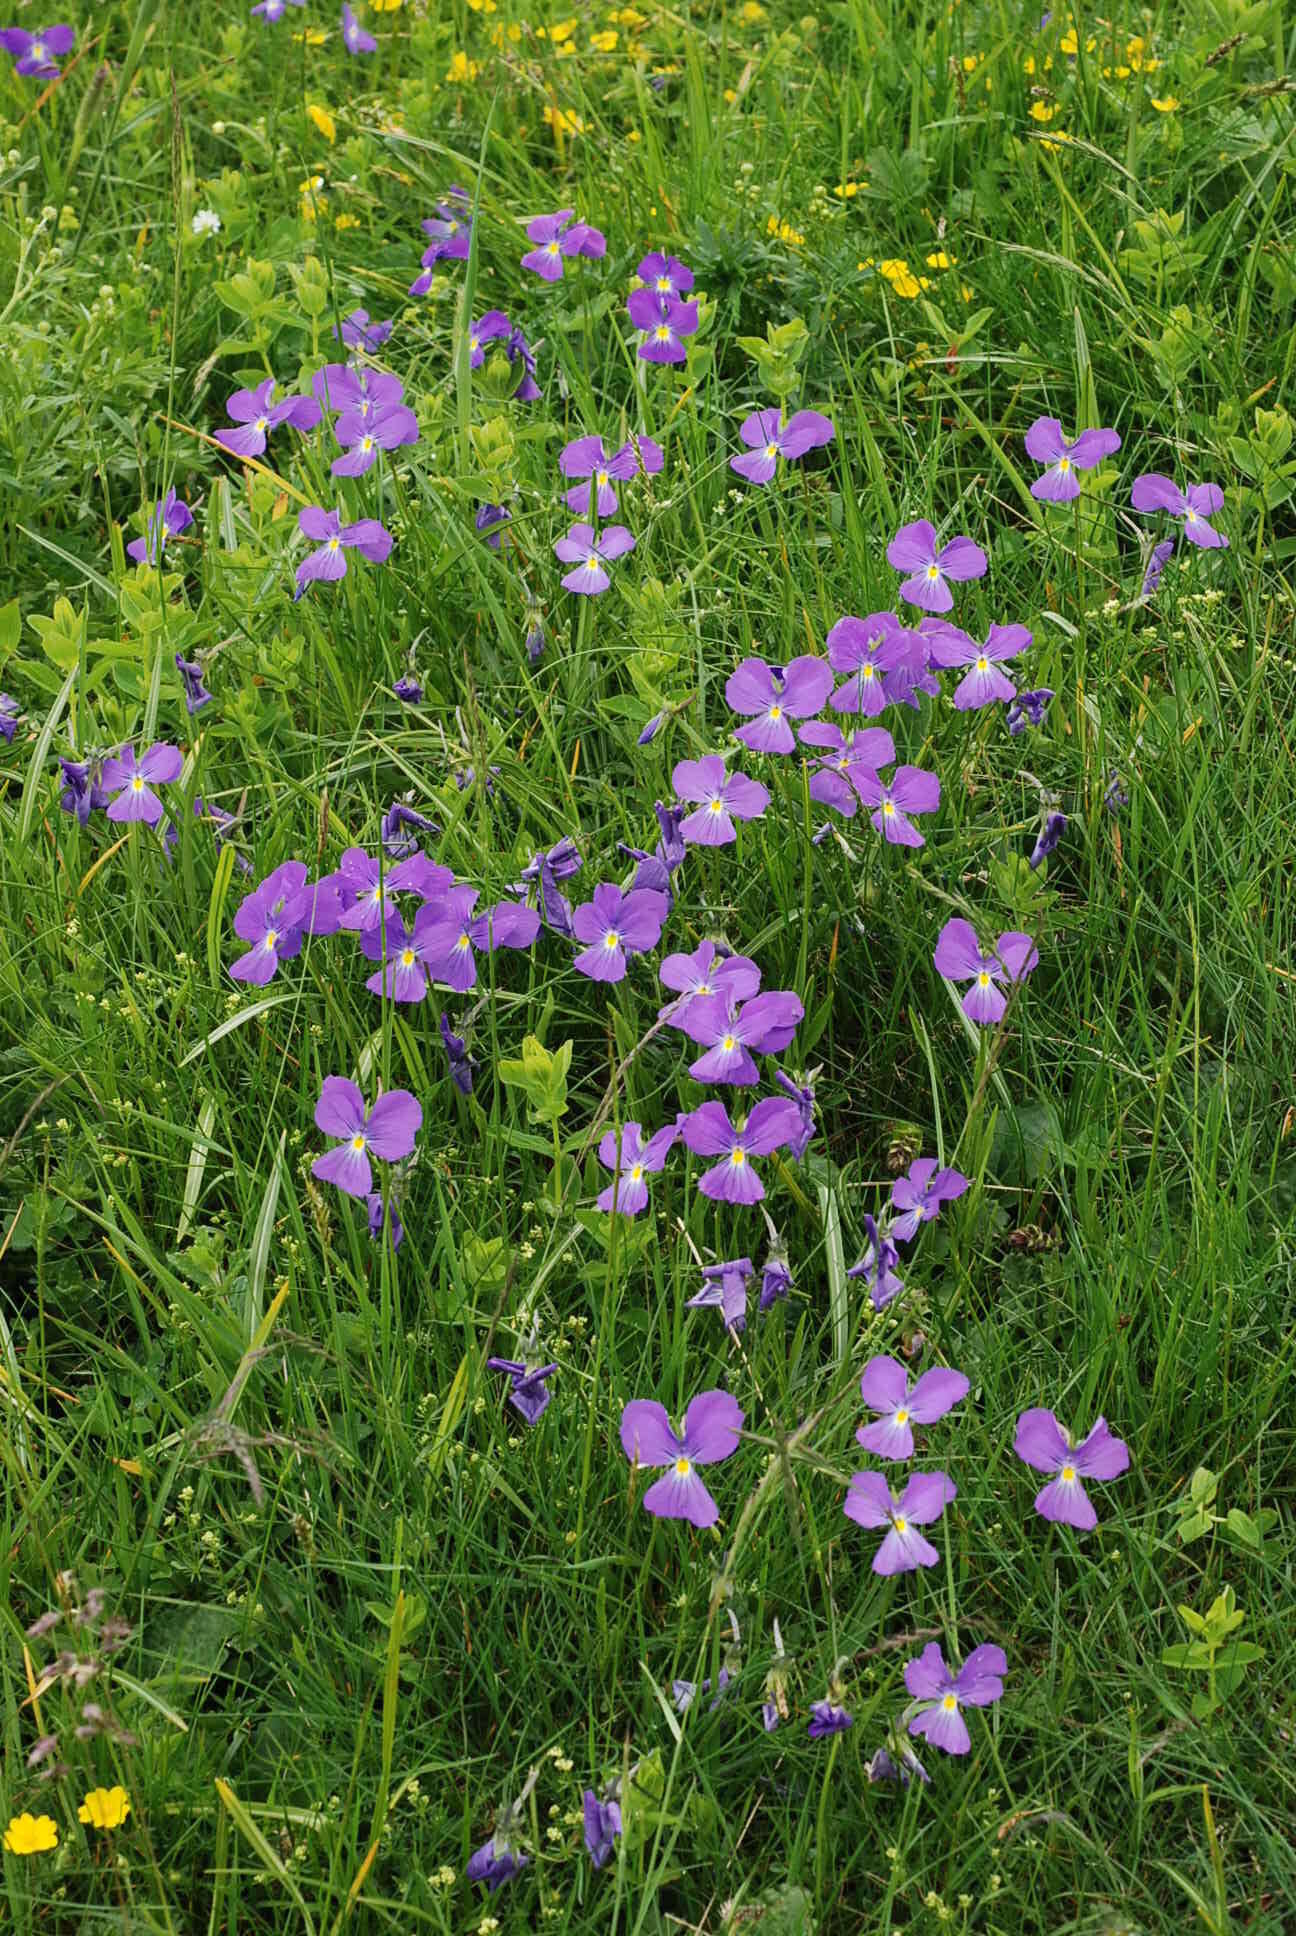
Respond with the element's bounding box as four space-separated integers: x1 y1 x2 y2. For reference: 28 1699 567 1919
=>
1149 95 1179 112
293 26 328 44
1029 100 1059 122
446 51 479 82
834 181 859 198
1060 29 1096 54
607 6 646 23
1023 54 1036 74
766 215 805 246
79 1787 132 1831
962 53 979 72
738 1 767 20
4 1813 59 1855
548 17 578 42
1040 130 1073 152
370 0 403 10
334 212 361 230
467 0 497 12
879 257 921 297
590 29 617 50
306 104 336 144
925 250 955 269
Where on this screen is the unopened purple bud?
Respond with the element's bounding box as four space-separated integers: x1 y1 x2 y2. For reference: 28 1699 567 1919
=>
637 709 666 746
0 692 21 742
526 621 545 664
367 1192 403 1251
1005 686 1054 735
1028 810 1067 870
393 675 423 704
1141 538 1175 598
175 653 213 714
1104 770 1128 815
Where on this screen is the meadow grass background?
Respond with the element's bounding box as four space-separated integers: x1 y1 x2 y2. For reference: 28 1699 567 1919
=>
1 0 1295 1929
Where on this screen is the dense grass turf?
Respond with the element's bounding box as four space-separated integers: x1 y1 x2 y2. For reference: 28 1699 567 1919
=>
1 1 1295 1929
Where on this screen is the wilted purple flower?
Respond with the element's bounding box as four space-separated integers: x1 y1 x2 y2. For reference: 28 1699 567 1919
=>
685 1255 754 1331
846 1214 904 1310
1104 770 1128 815
475 502 511 549
1028 809 1067 870
367 1192 403 1252
311 1078 421 1199
678 1097 802 1205
680 989 804 1086
525 615 545 664
1130 474 1227 548
1014 1410 1130 1530
638 251 694 299
583 1790 622 1869
0 22 74 76
627 288 699 363
1005 686 1054 734
621 800 688 899
0 693 21 743
887 520 987 613
333 308 392 352
1141 538 1175 597
620 1389 744 1527
58 758 109 826
851 764 940 848
867 1742 929 1786
410 187 472 291
571 882 669 982
1025 418 1121 501
294 507 392 595
174 653 212 714
554 521 636 595
466 1837 527 1892
932 918 1039 1024
825 612 925 717
596 1120 678 1215
392 676 423 705
773 1070 816 1159
522 208 606 280
331 400 419 476
658 938 760 1024
381 801 438 857
487 1357 559 1425
799 722 895 818
927 622 1032 711
415 887 540 993
439 1012 478 1095
214 378 321 459
724 656 834 753
672 755 769 846
759 1254 793 1312
515 837 583 938
844 1469 956 1573
808 1701 853 1739
128 488 193 566
674 1669 731 1713
904 1642 1006 1756
559 435 640 517
730 409 835 486
229 860 308 985
339 0 375 46
102 742 182 826
857 1356 970 1461
890 1158 969 1243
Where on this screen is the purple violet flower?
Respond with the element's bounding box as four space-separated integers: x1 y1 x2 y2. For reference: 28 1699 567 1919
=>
487 1357 559 1425
627 287 699 363
475 502 511 549
1130 474 1228 548
392 675 423 705
229 860 308 985
1024 418 1121 501
312 361 405 418
759 1254 793 1312
621 801 688 900
214 378 321 459
658 939 761 1025
571 882 669 982
889 1158 969 1243
101 742 182 826
672 755 769 846
1028 809 1067 870
554 521 636 595
595 1120 678 1215
59 758 109 826
932 918 1039 1024
0 23 75 77
678 1097 803 1205
851 763 941 848
466 1837 527 1892
174 653 212 714
413 886 540 993
311 1078 421 1199
1104 770 1129 815
685 1256 754 1332
333 307 392 352
904 1642 1006 1756
439 1012 478 1095
887 520 987 613
773 1070 816 1159
559 435 640 517
680 989 804 1086
799 722 895 818
1005 686 1054 734
381 802 439 858
637 251 694 299
410 187 472 290
515 837 583 938
808 1701 853 1739
253 1 305 23
730 409 835 485
367 1192 403 1252
857 1356 970 1461
843 1469 956 1573
1014 1410 1130 1530
867 1742 929 1787
927 621 1032 710
294 507 392 596
825 612 926 717
128 488 193 566
725 656 834 753
846 1214 904 1310
583 1791 622 1869
331 400 419 476
0 693 20 743
1141 538 1175 598
521 208 606 280
619 1389 744 1528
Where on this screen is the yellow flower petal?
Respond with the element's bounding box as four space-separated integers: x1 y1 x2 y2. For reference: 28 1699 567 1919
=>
79 1787 132 1831
5 1813 59 1855
306 104 336 144
1149 95 1179 112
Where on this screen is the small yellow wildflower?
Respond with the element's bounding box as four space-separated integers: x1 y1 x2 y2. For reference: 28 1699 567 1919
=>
925 250 955 268
767 215 805 246
299 175 327 222
1149 95 1179 112
79 1787 132 1831
962 53 979 72
627 126 642 139
334 212 361 230
607 6 646 23
467 0 497 12
293 27 328 44
1040 130 1073 152
370 0 403 10
4 1813 59 1855
723 87 737 103
543 104 585 139
960 283 974 301
306 104 336 144
1029 100 1059 122
1023 54 1035 74
446 51 479 82
548 17 578 41
879 257 921 297
590 28 617 50
738 0 767 20
1059 29 1096 55
834 181 859 198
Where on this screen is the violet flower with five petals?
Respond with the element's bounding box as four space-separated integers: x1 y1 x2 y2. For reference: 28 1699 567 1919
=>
619 1389 744 1528
681 989 804 1086
102 742 182 826
596 1120 678 1214
932 918 1039 1024
1013 1409 1130 1530
214 378 321 459
887 520 987 613
685 1256 753 1331
679 1097 802 1205
311 1078 421 1199
857 1356 970 1461
672 755 769 846
554 521 636 595
1130 474 1227 548
844 1469 957 1573
889 1157 969 1242
571 883 669 983
1025 417 1121 502
128 488 193 566
904 1642 1006 1756
725 656 834 753
521 208 606 280
294 507 392 596
729 409 835 485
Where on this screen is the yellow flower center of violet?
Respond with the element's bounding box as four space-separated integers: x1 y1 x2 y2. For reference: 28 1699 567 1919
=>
655 276 672 292
722 1035 736 1052
328 538 341 552
976 655 989 672
674 1456 691 1475
894 1515 908 1533
768 704 782 720
255 416 269 432
604 931 620 949
731 1147 746 1166
654 324 672 342
131 775 145 792
630 1164 643 1181
882 799 896 816
941 1693 959 1712
400 949 415 967
1061 1463 1077 1483
1058 456 1071 472
1185 507 1197 522
596 470 609 486
264 929 278 950
927 563 941 580
765 442 779 459
32 41 46 58
547 240 560 255
709 798 724 814
455 932 471 951
861 663 875 679
361 436 373 452
469 335 479 352
350 1134 366 1153
697 981 712 995
977 970 991 987
894 1408 909 1425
